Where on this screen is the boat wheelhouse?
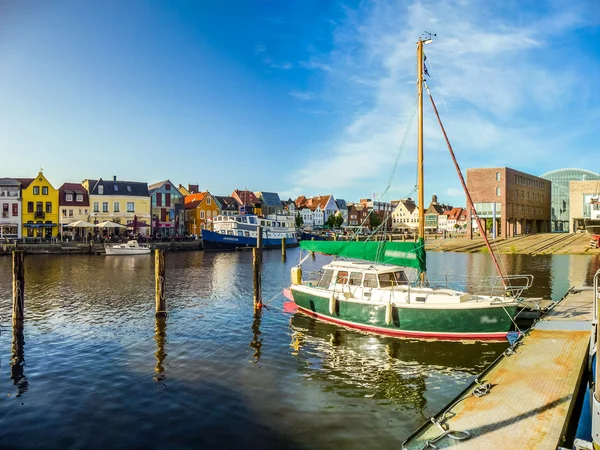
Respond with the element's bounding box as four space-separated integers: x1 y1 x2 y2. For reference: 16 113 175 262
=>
202 214 298 251
586 198 600 238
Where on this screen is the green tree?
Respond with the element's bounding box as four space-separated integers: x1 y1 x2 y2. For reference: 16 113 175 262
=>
334 214 344 228
295 213 304 228
370 213 382 228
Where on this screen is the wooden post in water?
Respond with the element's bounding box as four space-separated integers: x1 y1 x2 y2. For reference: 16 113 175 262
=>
12 250 24 324
311 236 315 259
253 247 262 308
281 237 286 261
155 249 166 316
356 235 359 242
256 226 263 264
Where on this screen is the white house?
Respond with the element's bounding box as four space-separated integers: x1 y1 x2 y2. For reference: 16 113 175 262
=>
391 198 419 231
299 206 314 227
0 178 22 239
296 195 339 227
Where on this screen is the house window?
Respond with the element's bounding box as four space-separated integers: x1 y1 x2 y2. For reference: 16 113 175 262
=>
207 196 211 205
200 211 205 219
127 186 131 192
102 202 108 212
12 204 18 216
42 186 48 195
156 193 162 207
76 194 83 202
46 202 52 213
127 202 134 212
496 187 501 196
113 202 120 212
165 184 170 190
521 191 524 199
66 194 73 201
68 209 73 217
93 202 99 212
98 185 104 195
33 186 40 195
62 209 67 217
28 202 34 213
496 172 500 181
165 193 171 207
114 185 118 192
2 203 7 218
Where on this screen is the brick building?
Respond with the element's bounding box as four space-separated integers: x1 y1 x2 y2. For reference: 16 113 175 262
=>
466 167 551 238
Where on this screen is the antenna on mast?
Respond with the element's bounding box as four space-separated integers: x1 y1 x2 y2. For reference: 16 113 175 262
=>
422 31 436 44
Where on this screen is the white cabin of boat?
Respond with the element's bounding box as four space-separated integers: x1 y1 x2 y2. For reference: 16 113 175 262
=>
212 214 296 239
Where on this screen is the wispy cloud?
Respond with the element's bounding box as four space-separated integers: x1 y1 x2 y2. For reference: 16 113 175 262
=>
286 0 598 204
254 44 266 55
289 90 316 101
262 57 292 70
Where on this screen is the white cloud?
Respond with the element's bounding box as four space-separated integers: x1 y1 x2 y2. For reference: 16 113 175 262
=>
286 0 598 203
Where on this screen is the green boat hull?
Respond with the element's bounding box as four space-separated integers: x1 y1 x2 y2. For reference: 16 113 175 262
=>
291 287 517 341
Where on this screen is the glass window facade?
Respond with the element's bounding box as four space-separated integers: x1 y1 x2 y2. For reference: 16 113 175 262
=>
541 169 600 232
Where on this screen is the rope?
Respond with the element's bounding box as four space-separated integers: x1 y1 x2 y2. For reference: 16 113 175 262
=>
419 379 492 449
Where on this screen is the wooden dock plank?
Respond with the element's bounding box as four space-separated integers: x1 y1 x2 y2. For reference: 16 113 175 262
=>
403 289 595 450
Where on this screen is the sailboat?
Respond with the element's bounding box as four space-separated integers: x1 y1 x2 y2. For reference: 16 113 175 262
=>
287 36 532 341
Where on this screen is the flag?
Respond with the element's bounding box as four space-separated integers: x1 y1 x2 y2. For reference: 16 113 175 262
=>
424 63 430 77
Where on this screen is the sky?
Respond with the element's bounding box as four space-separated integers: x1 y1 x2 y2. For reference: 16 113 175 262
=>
1 0 599 206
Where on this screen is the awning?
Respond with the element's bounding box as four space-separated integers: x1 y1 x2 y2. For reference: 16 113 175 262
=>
0 223 19 227
24 223 57 228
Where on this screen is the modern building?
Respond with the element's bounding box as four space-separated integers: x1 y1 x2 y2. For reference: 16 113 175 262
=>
540 168 600 232
467 167 551 238
569 180 600 232
19 171 60 238
58 183 90 237
82 177 151 235
148 180 185 237
0 178 22 239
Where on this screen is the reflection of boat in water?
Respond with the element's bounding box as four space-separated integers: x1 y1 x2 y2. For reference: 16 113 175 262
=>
104 240 151 255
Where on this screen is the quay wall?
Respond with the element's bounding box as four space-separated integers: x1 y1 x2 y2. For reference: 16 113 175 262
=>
0 241 203 256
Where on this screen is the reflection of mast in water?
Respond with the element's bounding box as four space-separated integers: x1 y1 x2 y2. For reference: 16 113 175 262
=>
154 316 167 383
249 309 262 362
11 324 29 396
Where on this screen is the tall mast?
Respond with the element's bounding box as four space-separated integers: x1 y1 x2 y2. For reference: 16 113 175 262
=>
417 38 425 241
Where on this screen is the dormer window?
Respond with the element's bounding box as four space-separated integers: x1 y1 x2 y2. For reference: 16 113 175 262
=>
127 186 132 192
76 194 83 202
66 194 73 202
114 185 119 192
98 185 104 195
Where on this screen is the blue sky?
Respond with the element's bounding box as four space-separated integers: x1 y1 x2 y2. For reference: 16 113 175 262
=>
1 0 599 206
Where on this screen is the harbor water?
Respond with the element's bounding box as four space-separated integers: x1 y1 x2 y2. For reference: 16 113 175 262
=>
0 250 599 449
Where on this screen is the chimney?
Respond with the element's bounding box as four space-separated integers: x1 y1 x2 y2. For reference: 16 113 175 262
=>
113 176 117 181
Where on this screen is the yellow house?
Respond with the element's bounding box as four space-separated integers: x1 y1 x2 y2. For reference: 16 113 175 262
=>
18 171 60 238
184 191 220 234
82 178 151 235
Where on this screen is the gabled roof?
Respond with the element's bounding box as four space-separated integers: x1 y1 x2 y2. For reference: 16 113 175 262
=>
336 199 348 210
257 191 282 207
59 183 90 206
148 180 180 196
232 189 259 205
426 203 446 215
84 179 149 197
296 195 334 212
398 199 417 214
444 207 463 220
185 199 202 210
214 196 238 211
185 192 207 205
14 178 34 189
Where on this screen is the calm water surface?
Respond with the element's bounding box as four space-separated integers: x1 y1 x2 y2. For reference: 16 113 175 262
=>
0 250 598 449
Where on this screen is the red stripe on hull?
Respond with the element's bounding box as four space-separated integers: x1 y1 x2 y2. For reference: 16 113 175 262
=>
296 306 509 342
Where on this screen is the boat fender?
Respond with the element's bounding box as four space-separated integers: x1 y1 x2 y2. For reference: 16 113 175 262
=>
385 302 393 325
291 266 302 285
329 294 336 316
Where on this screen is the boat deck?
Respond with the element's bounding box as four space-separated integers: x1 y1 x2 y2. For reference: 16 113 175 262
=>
402 288 595 450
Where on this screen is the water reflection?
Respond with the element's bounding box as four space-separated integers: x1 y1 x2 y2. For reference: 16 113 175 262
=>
154 316 167 383
250 309 263 362
289 314 504 414
10 324 28 397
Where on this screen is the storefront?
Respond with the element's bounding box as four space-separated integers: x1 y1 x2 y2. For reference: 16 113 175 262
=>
0 223 19 239
24 222 57 238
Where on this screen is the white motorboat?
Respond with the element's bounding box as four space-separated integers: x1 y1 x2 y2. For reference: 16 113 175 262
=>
104 240 151 255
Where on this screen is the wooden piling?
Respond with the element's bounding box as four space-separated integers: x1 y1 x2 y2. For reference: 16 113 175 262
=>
281 237 286 260
256 226 263 264
12 250 24 324
155 249 166 316
356 235 359 242
253 247 262 307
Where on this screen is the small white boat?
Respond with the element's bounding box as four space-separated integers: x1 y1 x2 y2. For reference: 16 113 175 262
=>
104 240 151 255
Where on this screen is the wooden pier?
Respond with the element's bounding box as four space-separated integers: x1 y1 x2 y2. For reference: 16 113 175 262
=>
403 287 595 450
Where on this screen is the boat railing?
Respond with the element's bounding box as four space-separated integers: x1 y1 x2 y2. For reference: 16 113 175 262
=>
425 274 534 300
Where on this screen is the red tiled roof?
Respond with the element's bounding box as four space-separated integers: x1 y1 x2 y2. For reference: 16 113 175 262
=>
185 192 207 205
59 182 89 206
14 178 34 189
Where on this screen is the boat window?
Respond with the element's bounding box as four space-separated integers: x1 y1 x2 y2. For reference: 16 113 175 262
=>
242 217 247 223
363 273 378 288
267 221 271 226
378 273 396 288
317 270 333 288
227 230 233 235
394 271 409 285
238 231 243 236
244 231 249 237
276 222 280 227
249 217 256 224
261 220 265 226
336 271 348 285
348 272 362 286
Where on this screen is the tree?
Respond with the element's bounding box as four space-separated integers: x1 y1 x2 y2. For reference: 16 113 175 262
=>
333 214 344 228
295 213 304 228
369 213 382 228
